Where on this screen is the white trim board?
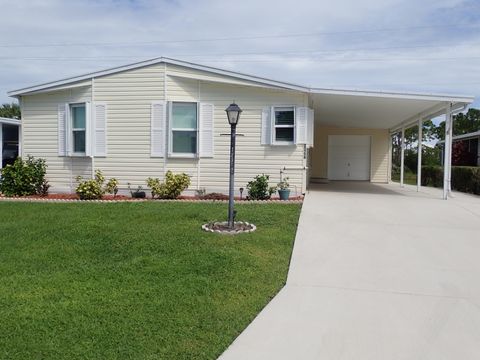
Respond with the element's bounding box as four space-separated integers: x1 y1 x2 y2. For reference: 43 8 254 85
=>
8 57 476 104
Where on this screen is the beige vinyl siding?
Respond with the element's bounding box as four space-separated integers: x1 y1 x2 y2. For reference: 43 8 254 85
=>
311 127 389 183
21 86 92 192
166 64 284 89
92 63 165 188
21 62 308 195
167 74 308 194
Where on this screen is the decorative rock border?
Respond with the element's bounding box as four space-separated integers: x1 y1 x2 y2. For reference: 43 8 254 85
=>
0 197 303 204
202 221 257 235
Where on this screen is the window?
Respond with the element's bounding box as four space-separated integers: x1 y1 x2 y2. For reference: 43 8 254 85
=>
274 107 295 144
71 104 86 154
171 102 197 155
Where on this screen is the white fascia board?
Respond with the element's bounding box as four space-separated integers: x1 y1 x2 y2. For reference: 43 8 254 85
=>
8 56 476 102
8 58 166 96
389 102 468 133
162 58 308 92
311 87 475 103
0 117 21 126
8 57 309 97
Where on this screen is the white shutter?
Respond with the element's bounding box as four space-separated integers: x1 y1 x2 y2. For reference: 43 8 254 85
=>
307 108 314 146
85 102 92 157
93 102 107 156
199 103 214 157
261 107 272 145
295 107 308 145
58 104 68 156
151 101 166 157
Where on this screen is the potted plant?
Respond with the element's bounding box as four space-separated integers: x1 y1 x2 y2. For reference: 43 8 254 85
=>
277 177 290 200
128 183 146 199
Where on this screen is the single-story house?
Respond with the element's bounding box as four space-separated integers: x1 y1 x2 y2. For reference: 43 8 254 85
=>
7 57 475 197
438 131 480 166
0 117 21 169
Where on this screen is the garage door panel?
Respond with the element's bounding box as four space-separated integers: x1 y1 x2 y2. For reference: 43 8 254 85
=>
328 135 371 181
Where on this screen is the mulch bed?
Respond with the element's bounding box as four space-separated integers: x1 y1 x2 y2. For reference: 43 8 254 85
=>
202 221 257 235
1 193 303 203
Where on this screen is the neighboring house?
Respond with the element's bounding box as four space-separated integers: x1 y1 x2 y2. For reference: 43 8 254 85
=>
7 57 475 195
0 117 21 169
437 131 480 166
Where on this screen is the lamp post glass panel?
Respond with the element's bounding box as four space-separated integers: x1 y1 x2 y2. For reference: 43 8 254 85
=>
225 102 242 228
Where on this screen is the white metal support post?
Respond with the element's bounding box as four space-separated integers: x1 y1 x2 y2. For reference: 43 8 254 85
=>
400 127 405 187
417 118 422 191
447 105 454 193
443 103 452 200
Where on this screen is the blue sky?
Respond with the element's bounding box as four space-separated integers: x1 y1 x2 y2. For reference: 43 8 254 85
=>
0 0 479 108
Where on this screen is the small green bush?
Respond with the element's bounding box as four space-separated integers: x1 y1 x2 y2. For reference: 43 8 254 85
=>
76 170 106 200
421 165 443 187
105 178 119 197
451 166 480 195
246 174 276 200
0 156 47 196
421 165 480 195
146 171 191 199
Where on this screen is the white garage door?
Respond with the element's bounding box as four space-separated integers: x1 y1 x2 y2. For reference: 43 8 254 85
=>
328 135 371 180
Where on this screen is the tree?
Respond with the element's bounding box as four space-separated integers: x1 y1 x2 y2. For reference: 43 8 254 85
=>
391 119 437 167
434 108 480 141
0 102 21 119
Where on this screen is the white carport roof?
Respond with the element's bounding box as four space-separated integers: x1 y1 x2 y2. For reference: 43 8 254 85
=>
310 88 474 131
7 56 474 132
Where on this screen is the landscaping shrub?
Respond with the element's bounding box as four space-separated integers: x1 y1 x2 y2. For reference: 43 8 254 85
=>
76 170 119 200
105 178 119 197
0 156 47 196
246 174 276 200
75 170 106 200
421 165 480 195
146 171 191 199
451 166 480 195
421 165 443 187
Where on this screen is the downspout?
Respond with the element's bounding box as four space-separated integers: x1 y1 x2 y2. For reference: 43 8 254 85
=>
163 62 168 177
18 96 23 158
91 78 95 179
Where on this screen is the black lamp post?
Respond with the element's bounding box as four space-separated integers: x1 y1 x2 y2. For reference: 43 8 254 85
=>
225 102 242 228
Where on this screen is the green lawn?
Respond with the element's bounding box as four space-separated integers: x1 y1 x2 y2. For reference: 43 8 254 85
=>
0 202 301 360
391 171 417 185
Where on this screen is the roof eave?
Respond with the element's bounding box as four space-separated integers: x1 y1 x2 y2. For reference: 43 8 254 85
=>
311 87 475 103
8 57 309 97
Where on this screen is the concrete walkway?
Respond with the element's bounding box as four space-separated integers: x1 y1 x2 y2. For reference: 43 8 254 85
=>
220 182 480 360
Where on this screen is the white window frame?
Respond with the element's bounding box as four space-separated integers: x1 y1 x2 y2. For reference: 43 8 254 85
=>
169 101 199 158
70 103 87 156
272 106 296 145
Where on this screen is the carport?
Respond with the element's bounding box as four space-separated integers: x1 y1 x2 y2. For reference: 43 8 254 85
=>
308 88 474 199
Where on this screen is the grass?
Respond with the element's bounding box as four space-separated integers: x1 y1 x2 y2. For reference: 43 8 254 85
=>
391 171 417 185
0 201 301 360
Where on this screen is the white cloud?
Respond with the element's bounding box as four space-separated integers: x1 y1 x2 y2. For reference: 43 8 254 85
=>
0 0 479 107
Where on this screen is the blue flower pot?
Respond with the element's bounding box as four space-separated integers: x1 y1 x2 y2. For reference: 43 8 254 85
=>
278 189 290 200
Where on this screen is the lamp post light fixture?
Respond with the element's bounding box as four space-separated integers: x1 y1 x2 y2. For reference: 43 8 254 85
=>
225 102 242 228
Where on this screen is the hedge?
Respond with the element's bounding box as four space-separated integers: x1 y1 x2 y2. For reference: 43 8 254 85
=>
421 165 480 195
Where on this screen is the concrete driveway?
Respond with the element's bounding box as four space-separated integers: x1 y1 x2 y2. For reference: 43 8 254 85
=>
220 182 480 360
